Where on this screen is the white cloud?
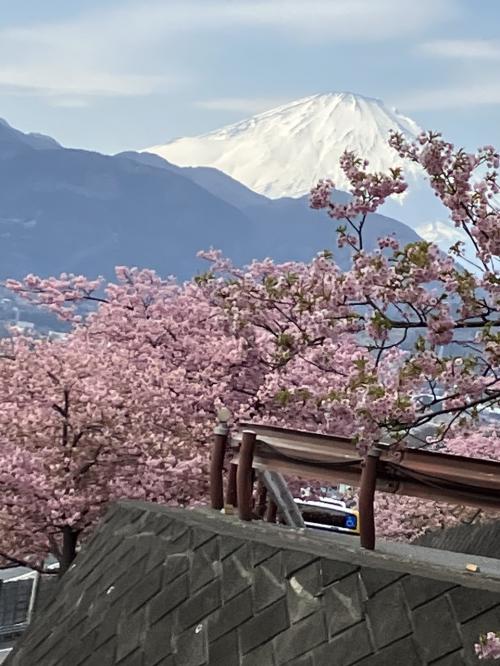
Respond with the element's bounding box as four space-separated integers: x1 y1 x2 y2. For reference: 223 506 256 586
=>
408 38 500 110
195 97 293 114
419 39 500 60
0 65 170 98
399 81 500 111
163 0 456 39
48 98 92 109
0 0 458 103
0 6 185 102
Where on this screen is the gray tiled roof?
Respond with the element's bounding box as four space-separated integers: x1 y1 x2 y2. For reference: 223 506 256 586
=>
417 520 500 558
6 502 500 665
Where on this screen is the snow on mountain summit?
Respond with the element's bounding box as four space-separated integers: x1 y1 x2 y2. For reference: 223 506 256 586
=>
144 92 422 199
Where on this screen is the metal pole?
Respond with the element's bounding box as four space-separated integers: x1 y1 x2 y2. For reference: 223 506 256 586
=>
359 447 381 550
258 470 305 527
210 421 228 510
237 430 256 521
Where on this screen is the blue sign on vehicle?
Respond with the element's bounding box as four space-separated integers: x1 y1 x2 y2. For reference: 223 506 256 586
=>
344 515 357 530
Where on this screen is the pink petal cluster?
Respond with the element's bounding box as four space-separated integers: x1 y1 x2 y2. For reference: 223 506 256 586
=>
476 633 500 660
389 131 500 266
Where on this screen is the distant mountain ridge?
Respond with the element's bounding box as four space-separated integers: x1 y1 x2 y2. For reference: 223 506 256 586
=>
117 151 268 209
0 117 422 282
0 117 61 154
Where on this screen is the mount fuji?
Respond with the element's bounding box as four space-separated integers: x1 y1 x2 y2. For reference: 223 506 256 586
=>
145 92 469 260
145 92 422 199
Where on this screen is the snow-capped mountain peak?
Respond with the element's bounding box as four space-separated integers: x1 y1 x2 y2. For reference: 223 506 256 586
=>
144 92 422 199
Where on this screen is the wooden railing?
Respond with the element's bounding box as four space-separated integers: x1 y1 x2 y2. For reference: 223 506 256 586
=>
210 421 500 549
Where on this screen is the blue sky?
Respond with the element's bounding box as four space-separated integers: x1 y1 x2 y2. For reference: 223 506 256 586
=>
0 0 499 154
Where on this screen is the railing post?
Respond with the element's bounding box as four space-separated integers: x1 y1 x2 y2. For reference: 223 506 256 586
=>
237 430 256 521
210 420 228 510
359 447 381 550
226 463 238 507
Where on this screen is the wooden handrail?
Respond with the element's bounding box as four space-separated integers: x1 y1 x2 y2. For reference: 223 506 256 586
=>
225 423 500 550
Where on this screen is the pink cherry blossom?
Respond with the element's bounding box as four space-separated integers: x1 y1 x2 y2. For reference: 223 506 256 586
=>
3 129 500 580
476 633 500 660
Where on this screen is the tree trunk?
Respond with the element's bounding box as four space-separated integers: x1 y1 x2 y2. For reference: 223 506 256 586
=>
59 526 78 576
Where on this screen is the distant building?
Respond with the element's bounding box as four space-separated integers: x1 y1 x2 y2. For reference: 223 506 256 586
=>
47 330 67 341
0 568 37 663
0 567 57 663
8 321 34 335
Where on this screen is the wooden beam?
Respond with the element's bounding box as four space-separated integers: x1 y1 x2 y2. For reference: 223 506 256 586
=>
231 424 500 511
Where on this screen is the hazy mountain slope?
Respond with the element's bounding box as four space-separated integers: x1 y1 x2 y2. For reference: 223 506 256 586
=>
0 118 423 283
240 195 422 271
117 150 267 209
0 117 61 156
119 150 422 269
0 141 258 280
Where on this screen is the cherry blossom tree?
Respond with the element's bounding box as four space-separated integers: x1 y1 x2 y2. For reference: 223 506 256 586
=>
201 134 500 450
0 329 208 574
197 131 500 538
0 268 271 572
4 129 500 571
